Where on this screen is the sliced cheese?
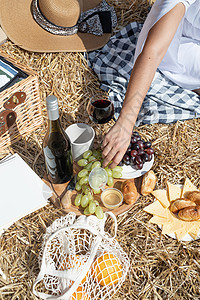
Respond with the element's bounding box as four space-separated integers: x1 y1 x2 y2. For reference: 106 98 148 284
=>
149 216 169 225
162 223 175 235
162 212 188 236
151 189 170 208
143 200 168 218
175 227 190 242
188 222 200 240
181 177 198 198
167 182 182 202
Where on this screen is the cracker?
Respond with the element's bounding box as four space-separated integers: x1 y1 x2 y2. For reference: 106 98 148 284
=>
167 182 182 202
151 189 170 208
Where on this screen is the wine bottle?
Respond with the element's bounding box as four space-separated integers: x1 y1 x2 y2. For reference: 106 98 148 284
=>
43 95 73 184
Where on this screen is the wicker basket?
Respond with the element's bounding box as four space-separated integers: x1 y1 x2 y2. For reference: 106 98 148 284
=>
0 50 43 150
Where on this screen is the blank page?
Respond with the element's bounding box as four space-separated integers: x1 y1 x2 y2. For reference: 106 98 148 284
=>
0 153 52 233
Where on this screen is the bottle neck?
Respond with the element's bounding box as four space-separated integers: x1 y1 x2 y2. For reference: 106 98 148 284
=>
47 106 59 121
47 107 63 133
48 118 64 134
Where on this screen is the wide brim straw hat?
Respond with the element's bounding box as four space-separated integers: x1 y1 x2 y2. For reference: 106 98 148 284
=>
0 0 117 52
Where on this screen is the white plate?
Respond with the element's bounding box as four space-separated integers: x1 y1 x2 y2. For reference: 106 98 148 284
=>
155 184 200 242
121 155 154 179
157 224 200 242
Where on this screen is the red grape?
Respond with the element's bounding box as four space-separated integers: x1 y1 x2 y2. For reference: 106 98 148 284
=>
126 148 131 155
144 141 152 149
145 148 154 155
132 131 140 136
135 155 143 164
119 130 154 168
148 154 153 161
137 140 144 149
123 154 130 162
137 149 144 156
130 156 135 166
135 135 141 142
136 162 143 170
142 153 149 162
132 143 140 151
130 149 137 157
131 136 137 144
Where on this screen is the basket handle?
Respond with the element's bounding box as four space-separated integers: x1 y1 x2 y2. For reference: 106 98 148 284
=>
0 110 17 136
0 92 26 136
3 91 26 109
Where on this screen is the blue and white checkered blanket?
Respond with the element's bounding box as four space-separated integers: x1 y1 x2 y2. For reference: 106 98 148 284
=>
87 22 200 126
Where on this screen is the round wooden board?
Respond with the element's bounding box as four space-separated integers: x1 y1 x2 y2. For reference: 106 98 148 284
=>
43 163 142 216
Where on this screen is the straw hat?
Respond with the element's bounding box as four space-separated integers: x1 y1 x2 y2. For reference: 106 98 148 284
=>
0 0 117 52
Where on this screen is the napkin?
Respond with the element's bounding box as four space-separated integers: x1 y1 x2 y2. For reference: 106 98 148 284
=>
0 153 52 235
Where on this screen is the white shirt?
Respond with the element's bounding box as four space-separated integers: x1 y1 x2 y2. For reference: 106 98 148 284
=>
134 0 200 90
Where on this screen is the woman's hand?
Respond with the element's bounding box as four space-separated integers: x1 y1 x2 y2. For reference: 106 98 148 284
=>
102 118 133 168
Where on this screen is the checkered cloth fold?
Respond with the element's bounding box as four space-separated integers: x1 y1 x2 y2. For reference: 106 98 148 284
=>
87 22 200 126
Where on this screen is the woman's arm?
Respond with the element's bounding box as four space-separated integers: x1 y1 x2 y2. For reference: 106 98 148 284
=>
102 2 186 168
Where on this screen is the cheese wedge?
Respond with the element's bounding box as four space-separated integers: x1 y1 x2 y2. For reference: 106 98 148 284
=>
144 200 168 218
188 222 200 240
181 177 198 198
162 223 176 235
151 189 170 208
167 182 182 202
175 227 191 242
149 216 169 225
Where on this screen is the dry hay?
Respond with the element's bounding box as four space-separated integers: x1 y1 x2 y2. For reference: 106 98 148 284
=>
0 0 200 299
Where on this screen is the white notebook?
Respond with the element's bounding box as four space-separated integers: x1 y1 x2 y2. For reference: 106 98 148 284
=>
0 153 52 235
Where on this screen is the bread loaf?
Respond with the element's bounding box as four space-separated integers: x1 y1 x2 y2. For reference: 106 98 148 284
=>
141 170 157 196
121 179 138 205
178 205 200 221
170 198 196 213
185 191 200 205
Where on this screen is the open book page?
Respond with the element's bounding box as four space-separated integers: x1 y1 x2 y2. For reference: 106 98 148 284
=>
0 153 52 234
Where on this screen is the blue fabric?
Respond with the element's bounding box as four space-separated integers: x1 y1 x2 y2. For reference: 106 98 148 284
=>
86 22 200 126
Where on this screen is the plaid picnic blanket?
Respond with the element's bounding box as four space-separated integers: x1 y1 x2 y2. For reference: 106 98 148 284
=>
87 22 200 126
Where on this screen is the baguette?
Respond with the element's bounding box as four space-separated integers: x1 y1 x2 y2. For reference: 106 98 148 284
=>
121 179 138 205
141 170 157 196
185 191 200 205
170 198 196 213
178 205 200 221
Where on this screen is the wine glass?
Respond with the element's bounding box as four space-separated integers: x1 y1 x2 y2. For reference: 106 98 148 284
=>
89 167 108 191
86 94 114 124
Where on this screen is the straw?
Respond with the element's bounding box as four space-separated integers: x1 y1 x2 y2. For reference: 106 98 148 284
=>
0 0 200 299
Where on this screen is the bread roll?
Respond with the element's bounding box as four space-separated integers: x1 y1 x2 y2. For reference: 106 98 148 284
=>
141 170 157 196
170 198 196 213
178 205 200 221
121 179 138 205
185 191 200 205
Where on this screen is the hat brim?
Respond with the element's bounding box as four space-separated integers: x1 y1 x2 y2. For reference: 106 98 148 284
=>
0 0 111 52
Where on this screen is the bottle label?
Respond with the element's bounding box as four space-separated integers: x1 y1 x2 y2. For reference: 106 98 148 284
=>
44 133 73 184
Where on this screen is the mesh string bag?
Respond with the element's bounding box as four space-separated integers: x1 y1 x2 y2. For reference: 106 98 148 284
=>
33 212 130 299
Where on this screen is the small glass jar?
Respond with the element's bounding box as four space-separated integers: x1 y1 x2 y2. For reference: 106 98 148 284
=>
101 188 123 209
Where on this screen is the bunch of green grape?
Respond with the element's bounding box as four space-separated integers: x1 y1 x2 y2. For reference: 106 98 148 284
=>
74 148 123 219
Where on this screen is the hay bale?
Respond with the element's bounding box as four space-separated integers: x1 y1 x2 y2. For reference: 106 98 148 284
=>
0 1 200 299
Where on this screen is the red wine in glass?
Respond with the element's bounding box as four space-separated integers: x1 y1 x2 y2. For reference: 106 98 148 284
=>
87 98 114 124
